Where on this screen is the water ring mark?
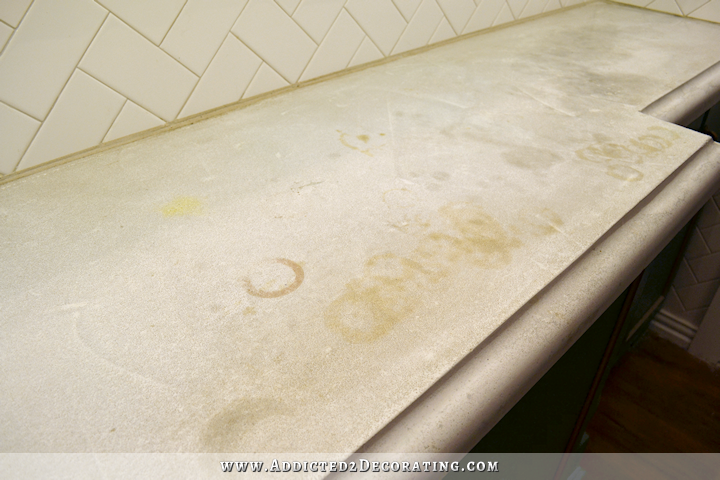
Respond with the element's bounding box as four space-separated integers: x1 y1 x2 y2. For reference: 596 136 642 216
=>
244 258 304 298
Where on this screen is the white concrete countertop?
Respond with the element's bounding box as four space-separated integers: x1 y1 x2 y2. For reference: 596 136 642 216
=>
2 1 720 464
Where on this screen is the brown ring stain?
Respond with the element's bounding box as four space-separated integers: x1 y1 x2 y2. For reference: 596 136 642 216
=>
244 258 304 298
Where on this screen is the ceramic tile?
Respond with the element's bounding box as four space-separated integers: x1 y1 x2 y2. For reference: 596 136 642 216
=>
275 0 302 15
18 70 125 171
700 224 720 252
436 0 476 33
392 0 444 54
300 10 365 82
688 252 720 283
646 0 683 14
0 101 40 174
681 307 707 329
242 63 289 99
80 15 198 122
180 35 262 118
348 36 384 67
392 0 422 21
429 17 457 44
507 0 529 17
104 101 164 143
0 0 33 27
676 279 720 311
613 0 653 6
345 0 407 56
661 287 686 318
0 20 11 52
544 0 563 12
464 0 505 33
685 226 711 259
690 0 720 21
232 0 316 83
161 0 249 76
673 258 698 289
494 3 516 25
96 0 186 45
0 0 106 120
292 0 346 44
521 0 549 18
675 0 710 15
696 199 720 229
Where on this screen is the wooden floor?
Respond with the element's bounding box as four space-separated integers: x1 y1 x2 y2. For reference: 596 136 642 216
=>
584 332 720 453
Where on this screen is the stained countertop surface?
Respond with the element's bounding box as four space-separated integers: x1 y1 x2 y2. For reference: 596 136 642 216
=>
2 2 720 456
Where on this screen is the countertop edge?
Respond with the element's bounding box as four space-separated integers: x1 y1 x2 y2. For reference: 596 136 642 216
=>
642 60 720 125
352 138 720 455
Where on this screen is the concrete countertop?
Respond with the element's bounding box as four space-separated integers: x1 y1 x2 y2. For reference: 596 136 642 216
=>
2 0 720 469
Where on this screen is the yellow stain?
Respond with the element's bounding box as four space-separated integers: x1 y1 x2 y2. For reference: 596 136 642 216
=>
160 196 204 217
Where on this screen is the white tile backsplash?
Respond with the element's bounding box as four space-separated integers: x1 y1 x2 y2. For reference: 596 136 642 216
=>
676 0 710 15
180 35 262 118
0 101 39 174
690 0 720 22
495 3 517 24
233 0 316 83
647 0 684 14
161 0 249 76
345 0 407 56
79 15 198 122
293 0 347 44
300 10 365 81
275 0 302 16
522 0 550 17
430 17 457 43
0 0 33 28
242 62 289 98
508 0 530 17
0 0 106 120
464 0 506 33
96 0 186 45
18 70 125 170
348 36 384 68
437 0 477 33
104 101 164 143
392 0 444 54
393 0 423 21
3 0 713 177
0 20 12 52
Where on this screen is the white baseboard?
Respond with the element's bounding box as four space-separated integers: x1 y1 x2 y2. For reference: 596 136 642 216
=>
649 309 699 349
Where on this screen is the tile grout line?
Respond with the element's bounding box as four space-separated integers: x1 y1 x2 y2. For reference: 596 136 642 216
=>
684 257 700 284
106 12 199 79
295 6 356 82
428 12 448 42
341 6 387 58
192 3 253 79
0 0 34 59
293 0 352 47
12 7 111 174
227 30 281 98
0 98 42 123
286 6 321 47
389 2 415 56
101 98 128 144
433 0 464 35
241 55 265 100
174 33 238 119
238 55 267 101
158 0 189 46
681 0 711 16
494 1 513 25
